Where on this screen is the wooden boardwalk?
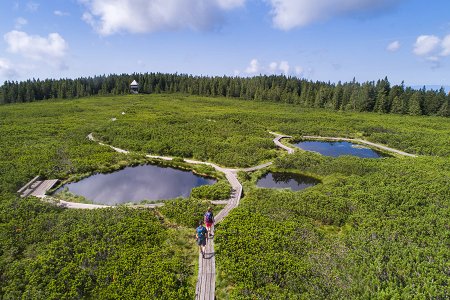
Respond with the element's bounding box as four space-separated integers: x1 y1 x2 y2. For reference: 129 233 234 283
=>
195 230 216 300
269 131 294 154
195 169 242 300
242 162 273 172
18 176 59 198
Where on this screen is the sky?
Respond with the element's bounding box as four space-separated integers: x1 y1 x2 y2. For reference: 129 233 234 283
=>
0 0 449 88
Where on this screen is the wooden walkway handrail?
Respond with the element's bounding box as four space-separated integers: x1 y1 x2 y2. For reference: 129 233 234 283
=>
17 175 40 194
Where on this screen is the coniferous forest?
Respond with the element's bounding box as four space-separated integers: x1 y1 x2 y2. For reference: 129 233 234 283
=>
1 73 449 116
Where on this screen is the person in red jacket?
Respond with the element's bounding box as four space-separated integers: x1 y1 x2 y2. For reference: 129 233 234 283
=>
204 207 214 238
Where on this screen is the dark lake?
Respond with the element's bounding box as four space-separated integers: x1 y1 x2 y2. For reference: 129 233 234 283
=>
56 164 216 205
293 141 387 158
256 172 320 191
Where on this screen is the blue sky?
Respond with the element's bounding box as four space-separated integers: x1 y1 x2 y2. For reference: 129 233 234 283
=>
0 0 449 88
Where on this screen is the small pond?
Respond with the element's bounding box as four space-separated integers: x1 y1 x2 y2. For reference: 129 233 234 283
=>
56 164 216 205
293 141 388 158
256 172 320 191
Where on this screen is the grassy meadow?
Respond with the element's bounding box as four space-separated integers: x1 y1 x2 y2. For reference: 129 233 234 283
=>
1 94 449 299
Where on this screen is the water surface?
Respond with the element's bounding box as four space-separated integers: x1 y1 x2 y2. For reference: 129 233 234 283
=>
56 164 216 205
294 141 387 158
256 172 319 191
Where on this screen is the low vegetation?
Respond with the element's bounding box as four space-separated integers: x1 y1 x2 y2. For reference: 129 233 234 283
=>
216 154 450 298
0 93 449 298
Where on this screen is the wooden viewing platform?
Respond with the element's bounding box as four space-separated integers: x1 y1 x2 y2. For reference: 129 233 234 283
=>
17 176 59 198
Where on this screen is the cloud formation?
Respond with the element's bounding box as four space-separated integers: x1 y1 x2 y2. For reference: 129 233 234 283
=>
0 58 17 78
412 34 450 68
441 35 450 56
26 1 39 12
267 0 401 30
386 40 400 52
54 10 70 17
4 31 68 67
413 35 440 56
14 17 28 29
246 59 260 73
244 59 302 76
79 0 245 35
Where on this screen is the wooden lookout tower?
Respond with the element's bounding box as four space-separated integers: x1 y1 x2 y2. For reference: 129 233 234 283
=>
130 80 139 94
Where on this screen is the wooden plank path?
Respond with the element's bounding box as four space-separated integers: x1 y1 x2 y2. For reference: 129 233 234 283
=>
269 131 294 154
242 162 273 172
195 169 242 300
17 176 59 198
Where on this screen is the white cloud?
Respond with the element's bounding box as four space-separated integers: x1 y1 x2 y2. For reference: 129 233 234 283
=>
26 1 39 12
79 0 245 35
14 17 28 29
267 0 401 30
386 40 400 52
0 58 17 78
245 59 300 76
54 10 70 17
217 0 245 9
4 31 68 68
267 61 291 74
279 61 290 74
413 35 440 56
245 59 260 74
425 56 439 62
412 34 450 68
441 35 450 56
269 62 278 72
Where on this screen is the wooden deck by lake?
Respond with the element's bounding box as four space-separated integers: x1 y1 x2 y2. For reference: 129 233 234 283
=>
17 176 59 198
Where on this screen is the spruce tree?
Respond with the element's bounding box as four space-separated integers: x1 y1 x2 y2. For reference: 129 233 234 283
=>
390 96 403 114
408 92 423 116
437 100 450 117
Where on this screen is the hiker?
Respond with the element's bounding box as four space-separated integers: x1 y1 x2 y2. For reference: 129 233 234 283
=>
196 220 208 258
204 207 214 238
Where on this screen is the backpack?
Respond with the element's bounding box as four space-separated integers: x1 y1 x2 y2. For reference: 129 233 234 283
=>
196 226 206 239
205 211 213 223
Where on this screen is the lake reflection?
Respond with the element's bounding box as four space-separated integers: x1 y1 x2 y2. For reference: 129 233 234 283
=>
56 164 216 205
294 141 387 158
256 172 319 191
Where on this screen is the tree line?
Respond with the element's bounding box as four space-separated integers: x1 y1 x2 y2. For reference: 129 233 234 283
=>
1 73 449 116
